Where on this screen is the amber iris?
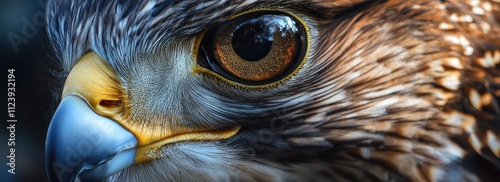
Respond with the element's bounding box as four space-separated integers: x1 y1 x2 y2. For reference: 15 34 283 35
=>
197 11 307 85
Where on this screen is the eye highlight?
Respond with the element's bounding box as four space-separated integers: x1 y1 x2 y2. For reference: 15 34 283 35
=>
195 10 309 87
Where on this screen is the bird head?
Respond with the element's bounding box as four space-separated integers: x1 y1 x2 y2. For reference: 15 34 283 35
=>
45 0 500 181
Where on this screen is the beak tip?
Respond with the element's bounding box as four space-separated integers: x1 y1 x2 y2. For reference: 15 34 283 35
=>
45 96 137 181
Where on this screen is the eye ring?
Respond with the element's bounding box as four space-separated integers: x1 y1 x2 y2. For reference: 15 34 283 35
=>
194 10 310 89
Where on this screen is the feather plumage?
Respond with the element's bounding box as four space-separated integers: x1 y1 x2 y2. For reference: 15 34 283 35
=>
47 0 500 181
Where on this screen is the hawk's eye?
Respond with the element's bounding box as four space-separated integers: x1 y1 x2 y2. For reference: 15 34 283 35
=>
196 11 309 87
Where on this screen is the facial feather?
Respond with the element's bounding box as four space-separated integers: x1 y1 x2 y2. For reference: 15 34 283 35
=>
46 0 500 181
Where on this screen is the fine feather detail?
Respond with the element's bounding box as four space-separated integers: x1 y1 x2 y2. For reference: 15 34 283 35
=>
47 0 500 181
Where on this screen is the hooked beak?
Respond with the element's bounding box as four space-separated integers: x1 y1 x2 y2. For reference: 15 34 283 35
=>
45 52 239 181
46 95 137 181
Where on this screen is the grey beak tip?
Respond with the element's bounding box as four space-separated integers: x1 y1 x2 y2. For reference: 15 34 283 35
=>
46 96 137 182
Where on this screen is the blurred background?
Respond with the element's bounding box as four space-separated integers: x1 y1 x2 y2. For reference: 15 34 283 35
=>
1 0 56 181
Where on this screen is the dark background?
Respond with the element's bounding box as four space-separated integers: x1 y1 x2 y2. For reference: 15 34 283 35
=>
1 0 56 181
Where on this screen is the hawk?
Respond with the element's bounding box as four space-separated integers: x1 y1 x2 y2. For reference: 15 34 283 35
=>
45 0 500 181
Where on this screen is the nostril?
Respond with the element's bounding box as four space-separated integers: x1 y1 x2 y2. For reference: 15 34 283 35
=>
96 100 122 117
99 100 122 108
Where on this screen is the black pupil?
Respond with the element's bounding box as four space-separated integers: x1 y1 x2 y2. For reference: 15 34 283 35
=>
231 18 273 62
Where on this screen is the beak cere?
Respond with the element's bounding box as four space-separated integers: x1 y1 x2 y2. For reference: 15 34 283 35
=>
45 52 240 181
